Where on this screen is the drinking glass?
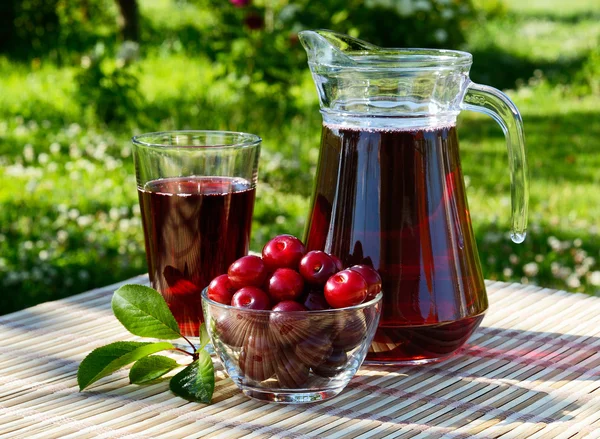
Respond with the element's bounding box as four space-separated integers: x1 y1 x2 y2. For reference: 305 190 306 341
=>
132 131 261 337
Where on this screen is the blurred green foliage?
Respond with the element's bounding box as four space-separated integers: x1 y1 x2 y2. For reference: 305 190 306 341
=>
0 0 599 315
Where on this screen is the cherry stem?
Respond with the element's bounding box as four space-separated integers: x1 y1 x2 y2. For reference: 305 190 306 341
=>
173 347 194 357
181 334 196 351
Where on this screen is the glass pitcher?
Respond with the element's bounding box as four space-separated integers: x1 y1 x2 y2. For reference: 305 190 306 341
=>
299 30 528 365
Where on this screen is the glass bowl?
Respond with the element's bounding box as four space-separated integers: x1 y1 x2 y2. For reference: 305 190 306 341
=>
201 289 382 403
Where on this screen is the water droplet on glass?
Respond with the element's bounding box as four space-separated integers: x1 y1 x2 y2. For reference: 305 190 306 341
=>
511 232 526 244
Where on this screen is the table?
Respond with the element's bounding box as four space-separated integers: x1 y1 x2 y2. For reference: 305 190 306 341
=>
1 278 599 438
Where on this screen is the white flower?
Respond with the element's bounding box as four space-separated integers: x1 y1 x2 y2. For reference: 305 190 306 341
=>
57 230 69 243
503 268 513 278
441 9 454 20
39 250 49 261
77 216 93 227
566 274 581 289
23 144 35 162
434 29 448 43
396 0 414 16
547 236 561 251
523 262 539 277
574 238 583 247
68 209 80 220
589 271 600 287
38 153 49 165
509 254 519 265
50 143 61 155
414 0 432 12
109 208 120 221
69 145 82 159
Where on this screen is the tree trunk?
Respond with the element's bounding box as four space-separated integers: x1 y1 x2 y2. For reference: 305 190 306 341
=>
115 0 140 42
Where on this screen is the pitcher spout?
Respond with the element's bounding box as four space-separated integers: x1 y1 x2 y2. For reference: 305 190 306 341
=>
298 30 379 67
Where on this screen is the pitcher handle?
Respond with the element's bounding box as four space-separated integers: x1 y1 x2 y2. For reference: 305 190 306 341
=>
461 81 529 243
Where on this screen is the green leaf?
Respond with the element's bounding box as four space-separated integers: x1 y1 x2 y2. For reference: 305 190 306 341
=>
112 284 181 339
169 350 214 403
198 323 210 351
129 355 179 384
78 341 174 390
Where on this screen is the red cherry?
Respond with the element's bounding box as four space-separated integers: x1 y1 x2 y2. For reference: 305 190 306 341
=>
295 334 333 368
262 234 306 270
228 255 267 289
332 311 367 351
267 268 304 302
312 350 348 378
302 292 330 311
206 274 236 305
329 254 344 271
231 287 271 310
214 313 246 347
349 265 382 299
270 301 309 346
299 251 337 285
324 269 368 309
274 350 310 388
239 327 277 382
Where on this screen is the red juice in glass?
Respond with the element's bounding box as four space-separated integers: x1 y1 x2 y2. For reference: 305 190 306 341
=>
138 176 255 336
132 131 261 337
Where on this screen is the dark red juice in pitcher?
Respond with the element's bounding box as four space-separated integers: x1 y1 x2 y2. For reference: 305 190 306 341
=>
305 124 488 364
138 176 255 336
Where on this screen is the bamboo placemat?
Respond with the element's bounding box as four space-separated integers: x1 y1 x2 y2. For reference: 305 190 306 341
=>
1 277 599 438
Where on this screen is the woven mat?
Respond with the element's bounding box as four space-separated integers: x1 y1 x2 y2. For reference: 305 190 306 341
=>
1 278 599 439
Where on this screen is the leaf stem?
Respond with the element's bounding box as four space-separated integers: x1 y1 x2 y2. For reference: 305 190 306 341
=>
181 334 196 351
173 347 194 357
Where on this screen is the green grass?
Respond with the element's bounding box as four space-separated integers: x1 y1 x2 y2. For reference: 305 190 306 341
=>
0 0 599 315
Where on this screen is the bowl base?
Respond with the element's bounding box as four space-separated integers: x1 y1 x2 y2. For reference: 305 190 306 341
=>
242 386 345 404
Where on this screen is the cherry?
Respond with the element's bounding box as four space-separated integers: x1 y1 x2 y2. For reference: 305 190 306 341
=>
332 311 367 351
231 287 271 310
302 292 330 311
329 254 344 272
228 255 267 289
262 234 306 270
275 350 310 388
213 313 247 347
295 334 333 368
312 350 348 378
206 274 236 305
267 268 304 302
239 327 277 382
299 251 337 285
271 300 307 312
350 265 382 299
324 269 368 309
269 301 309 346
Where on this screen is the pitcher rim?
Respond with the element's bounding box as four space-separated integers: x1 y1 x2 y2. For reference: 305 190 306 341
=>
307 47 473 70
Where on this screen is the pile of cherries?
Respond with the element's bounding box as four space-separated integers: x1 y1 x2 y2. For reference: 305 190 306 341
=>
207 234 381 312
205 234 382 387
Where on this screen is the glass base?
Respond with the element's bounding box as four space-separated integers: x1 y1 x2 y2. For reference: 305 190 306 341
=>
363 351 457 366
241 386 345 404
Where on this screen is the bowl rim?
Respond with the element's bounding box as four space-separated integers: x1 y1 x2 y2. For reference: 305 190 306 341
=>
201 288 382 314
